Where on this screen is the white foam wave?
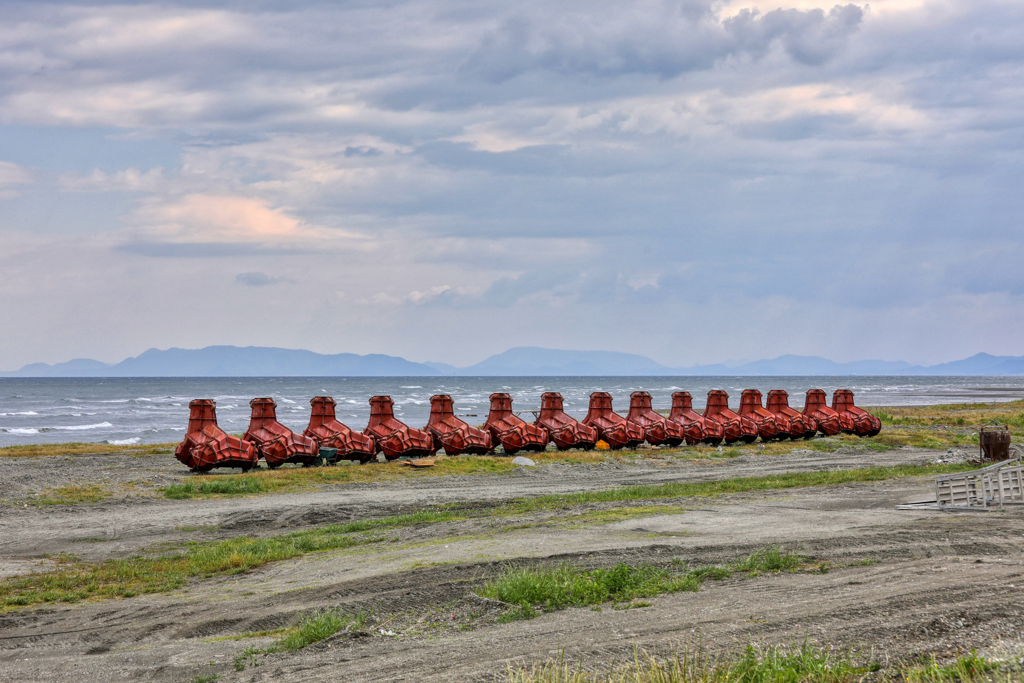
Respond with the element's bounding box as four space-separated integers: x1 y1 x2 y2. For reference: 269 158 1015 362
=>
107 437 141 445
280 398 296 404
402 386 422 389
49 422 114 431
94 399 130 403
5 428 39 435
0 411 39 416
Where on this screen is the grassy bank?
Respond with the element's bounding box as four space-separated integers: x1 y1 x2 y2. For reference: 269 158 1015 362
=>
0 463 971 610
867 398 1024 430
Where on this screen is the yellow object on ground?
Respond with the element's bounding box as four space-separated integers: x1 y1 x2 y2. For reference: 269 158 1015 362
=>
595 440 610 450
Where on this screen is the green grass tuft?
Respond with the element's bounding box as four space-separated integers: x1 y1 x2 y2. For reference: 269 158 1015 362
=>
164 478 268 498
272 610 368 652
481 563 701 618
733 544 802 574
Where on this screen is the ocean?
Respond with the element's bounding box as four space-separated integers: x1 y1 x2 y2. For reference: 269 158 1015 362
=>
1 376 1022 447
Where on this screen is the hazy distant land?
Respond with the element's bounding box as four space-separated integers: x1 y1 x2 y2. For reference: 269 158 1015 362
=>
3 346 1024 377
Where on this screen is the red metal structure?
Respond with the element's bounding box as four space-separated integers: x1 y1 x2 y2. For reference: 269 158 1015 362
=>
738 389 783 441
175 399 258 472
484 393 549 455
582 392 645 449
535 392 598 451
244 397 319 468
765 390 816 440
424 394 492 455
626 391 686 446
304 396 377 463
703 390 757 443
668 391 716 445
802 389 843 436
365 395 436 460
832 390 882 437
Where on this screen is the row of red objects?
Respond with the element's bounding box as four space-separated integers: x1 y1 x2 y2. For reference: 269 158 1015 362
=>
174 388 881 472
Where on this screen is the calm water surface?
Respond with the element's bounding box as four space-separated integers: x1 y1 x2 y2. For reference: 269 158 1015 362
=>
1 376 1022 447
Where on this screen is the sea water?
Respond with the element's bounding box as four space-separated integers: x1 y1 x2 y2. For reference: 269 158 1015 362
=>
1 376 1022 447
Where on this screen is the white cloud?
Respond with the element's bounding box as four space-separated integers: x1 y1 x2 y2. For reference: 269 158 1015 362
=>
0 160 32 198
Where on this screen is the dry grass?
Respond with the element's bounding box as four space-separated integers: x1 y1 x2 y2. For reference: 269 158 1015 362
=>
867 399 1024 431
163 454 517 497
31 485 110 505
0 442 177 458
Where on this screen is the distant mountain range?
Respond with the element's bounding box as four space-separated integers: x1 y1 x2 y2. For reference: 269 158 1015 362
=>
2 346 1024 377
6 348 1024 378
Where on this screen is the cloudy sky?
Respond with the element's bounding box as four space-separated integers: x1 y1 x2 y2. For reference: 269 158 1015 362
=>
1 0 1021 370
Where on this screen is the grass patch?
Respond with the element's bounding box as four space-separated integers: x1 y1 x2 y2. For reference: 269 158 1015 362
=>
904 650 1002 683
165 478 268 498
501 463 976 516
732 544 802 574
507 642 1021 683
273 609 369 651
232 610 369 670
32 485 109 505
0 442 176 458
481 545 803 620
507 640 872 683
0 528 386 609
481 563 703 618
160 454 517 498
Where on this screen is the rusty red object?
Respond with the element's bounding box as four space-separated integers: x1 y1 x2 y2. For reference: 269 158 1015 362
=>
175 399 258 472
626 391 686 446
304 396 377 463
535 392 598 451
703 390 757 443
484 393 549 455
365 395 436 460
765 390 816 440
582 392 645 449
424 394 492 455
243 397 319 468
802 389 843 436
669 392 716 445
831 390 882 437
738 389 783 441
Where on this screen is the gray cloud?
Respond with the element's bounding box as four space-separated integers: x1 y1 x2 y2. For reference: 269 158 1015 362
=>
235 271 284 286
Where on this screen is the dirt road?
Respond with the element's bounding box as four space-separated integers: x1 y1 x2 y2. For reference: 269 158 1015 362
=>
2 445 1021 682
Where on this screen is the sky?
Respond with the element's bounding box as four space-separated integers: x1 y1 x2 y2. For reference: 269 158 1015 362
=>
1 0 1022 370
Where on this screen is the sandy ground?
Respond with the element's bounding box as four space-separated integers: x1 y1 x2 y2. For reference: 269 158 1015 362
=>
1 445 1021 682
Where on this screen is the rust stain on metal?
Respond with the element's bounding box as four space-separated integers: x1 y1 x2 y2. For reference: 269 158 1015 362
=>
365 395 436 460
738 389 782 441
669 391 716 445
627 391 686 446
175 399 258 472
765 390 816 440
484 393 549 455
304 396 377 463
802 389 843 436
425 394 492 455
831 389 882 437
703 390 756 444
536 392 598 451
582 392 644 450
244 397 319 468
